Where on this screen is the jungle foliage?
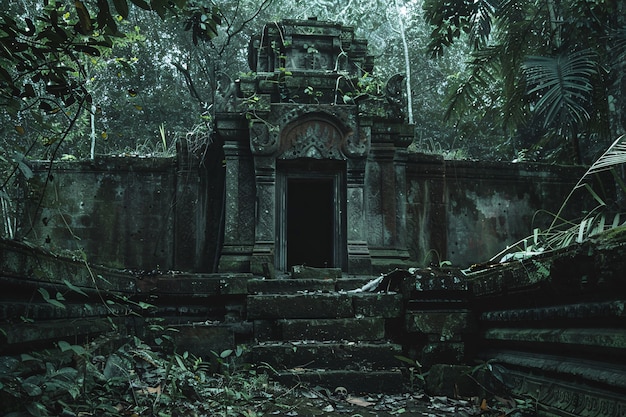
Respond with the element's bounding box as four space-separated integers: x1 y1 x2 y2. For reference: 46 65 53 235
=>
1 0 625 169
423 0 626 163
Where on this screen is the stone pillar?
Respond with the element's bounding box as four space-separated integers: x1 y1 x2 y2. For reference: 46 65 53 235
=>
217 116 256 272
366 122 412 273
346 158 371 274
250 156 277 275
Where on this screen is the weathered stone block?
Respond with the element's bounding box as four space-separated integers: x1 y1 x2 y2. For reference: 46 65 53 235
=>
173 324 234 359
425 364 477 398
352 293 403 318
253 320 281 342
247 294 354 319
405 310 474 340
280 317 385 341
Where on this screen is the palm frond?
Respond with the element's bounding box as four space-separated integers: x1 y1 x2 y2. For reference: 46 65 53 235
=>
523 49 597 129
613 26 626 65
549 134 626 230
491 134 626 263
443 46 501 122
468 0 499 49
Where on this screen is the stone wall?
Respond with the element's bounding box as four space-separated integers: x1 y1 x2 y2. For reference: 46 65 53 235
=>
14 145 224 272
11 152 586 272
406 154 586 267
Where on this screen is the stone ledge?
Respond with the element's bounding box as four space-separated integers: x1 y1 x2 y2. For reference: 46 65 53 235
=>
480 300 626 322
136 273 251 296
483 350 626 390
247 278 336 294
483 327 626 350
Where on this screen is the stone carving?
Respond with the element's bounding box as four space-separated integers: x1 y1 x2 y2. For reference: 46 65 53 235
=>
342 125 370 158
214 73 237 112
250 122 278 155
385 73 407 121
279 119 346 160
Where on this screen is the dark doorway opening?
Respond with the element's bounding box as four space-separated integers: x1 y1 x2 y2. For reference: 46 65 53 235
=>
287 178 334 268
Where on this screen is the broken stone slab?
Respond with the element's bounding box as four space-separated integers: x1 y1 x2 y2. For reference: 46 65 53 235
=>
291 265 342 280
280 317 385 341
252 341 403 370
405 310 474 339
273 369 407 394
247 278 336 294
425 364 478 398
247 293 354 319
352 293 403 318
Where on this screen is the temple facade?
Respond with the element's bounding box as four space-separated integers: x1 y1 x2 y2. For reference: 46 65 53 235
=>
214 18 414 275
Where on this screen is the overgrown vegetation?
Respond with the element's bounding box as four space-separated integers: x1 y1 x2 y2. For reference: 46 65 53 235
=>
494 134 626 262
0 331 288 417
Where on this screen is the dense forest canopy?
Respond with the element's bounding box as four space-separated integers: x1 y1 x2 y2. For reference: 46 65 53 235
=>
1 0 625 175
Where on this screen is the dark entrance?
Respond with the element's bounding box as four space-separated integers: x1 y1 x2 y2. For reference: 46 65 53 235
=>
287 178 334 268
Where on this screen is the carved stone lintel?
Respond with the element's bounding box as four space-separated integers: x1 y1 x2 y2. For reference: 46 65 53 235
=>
278 118 347 160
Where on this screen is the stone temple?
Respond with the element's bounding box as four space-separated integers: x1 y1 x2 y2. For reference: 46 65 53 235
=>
214 18 414 276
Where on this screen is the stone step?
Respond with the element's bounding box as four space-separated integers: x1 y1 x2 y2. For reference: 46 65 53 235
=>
247 277 377 294
247 292 403 320
252 317 388 342
272 369 407 393
282 317 386 341
252 341 403 370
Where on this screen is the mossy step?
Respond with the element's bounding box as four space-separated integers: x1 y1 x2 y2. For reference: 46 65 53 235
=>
247 293 403 319
252 341 403 370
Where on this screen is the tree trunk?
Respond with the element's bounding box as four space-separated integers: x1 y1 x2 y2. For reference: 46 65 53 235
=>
395 0 413 124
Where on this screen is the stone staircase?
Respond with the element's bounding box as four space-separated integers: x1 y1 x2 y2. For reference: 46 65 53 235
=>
246 276 408 393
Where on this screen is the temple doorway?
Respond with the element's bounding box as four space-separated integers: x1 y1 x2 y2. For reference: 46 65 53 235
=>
287 178 334 268
277 160 346 272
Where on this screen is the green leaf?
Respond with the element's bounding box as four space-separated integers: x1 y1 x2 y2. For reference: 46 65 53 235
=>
220 349 233 358
25 401 48 417
175 354 187 371
128 0 151 10
21 353 37 361
37 287 48 299
112 0 129 18
58 340 71 352
63 279 88 297
21 382 43 396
